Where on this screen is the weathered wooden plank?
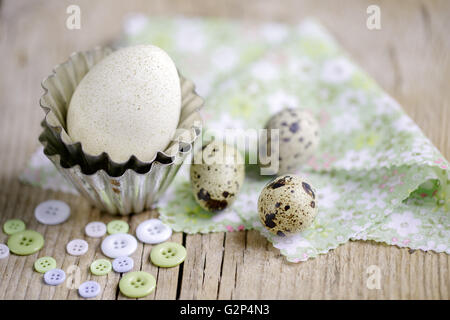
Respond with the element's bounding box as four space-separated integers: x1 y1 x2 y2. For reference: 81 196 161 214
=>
179 232 225 299
0 0 449 300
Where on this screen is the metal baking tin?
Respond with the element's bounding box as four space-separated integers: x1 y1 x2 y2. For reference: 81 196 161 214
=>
38 47 203 215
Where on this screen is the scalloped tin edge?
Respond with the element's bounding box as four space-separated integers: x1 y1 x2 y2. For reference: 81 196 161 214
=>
39 46 203 176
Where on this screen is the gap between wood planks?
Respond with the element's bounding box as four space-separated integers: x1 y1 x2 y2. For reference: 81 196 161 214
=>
176 233 187 299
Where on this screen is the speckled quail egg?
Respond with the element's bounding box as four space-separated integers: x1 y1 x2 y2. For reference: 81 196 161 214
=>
260 108 320 175
190 140 245 212
258 174 318 236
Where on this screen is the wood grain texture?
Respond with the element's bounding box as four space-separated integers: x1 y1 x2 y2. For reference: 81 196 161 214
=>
0 0 449 300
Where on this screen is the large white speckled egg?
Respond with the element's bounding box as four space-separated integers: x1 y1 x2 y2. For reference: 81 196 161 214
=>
190 140 245 212
67 45 181 163
258 174 318 236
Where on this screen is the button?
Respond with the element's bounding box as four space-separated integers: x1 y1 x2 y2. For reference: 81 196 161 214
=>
85 221 107 238
107 220 129 234
66 239 89 256
7 230 44 255
112 256 134 273
34 200 70 225
3 219 26 235
44 268 66 286
78 280 101 298
136 219 172 244
90 259 112 276
34 256 57 273
119 271 156 298
0 244 9 259
101 234 137 258
150 242 186 268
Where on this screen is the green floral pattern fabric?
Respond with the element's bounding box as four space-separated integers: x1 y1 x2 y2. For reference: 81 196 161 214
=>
21 16 450 262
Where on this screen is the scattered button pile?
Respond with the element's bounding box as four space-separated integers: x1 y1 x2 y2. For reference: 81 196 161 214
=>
0 199 187 299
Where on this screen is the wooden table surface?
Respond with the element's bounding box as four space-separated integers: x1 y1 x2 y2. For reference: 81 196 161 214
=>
1 0 449 300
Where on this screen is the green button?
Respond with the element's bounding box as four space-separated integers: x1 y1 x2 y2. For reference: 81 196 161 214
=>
90 259 112 276
7 230 44 255
119 271 156 298
34 256 57 273
107 220 129 234
3 219 26 235
150 242 186 268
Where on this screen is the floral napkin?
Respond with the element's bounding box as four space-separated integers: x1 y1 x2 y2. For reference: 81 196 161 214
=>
21 15 450 262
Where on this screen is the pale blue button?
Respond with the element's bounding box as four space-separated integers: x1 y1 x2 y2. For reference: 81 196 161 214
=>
44 268 66 286
112 256 134 273
78 280 101 298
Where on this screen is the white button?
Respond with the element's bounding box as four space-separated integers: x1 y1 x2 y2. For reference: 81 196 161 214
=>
35 200 70 225
66 239 89 256
85 221 107 238
0 244 9 259
101 234 137 258
136 219 172 244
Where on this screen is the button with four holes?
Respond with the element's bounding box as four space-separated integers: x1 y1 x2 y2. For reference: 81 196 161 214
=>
85 221 107 238
101 234 137 258
34 200 70 225
150 242 186 268
3 219 26 235
0 244 9 259
119 271 156 298
44 268 66 286
112 256 134 273
136 219 172 244
107 220 129 234
34 256 57 273
78 280 101 298
7 230 44 255
66 239 89 256
90 259 112 276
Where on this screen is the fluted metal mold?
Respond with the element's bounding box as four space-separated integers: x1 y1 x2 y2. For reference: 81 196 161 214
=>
38 47 203 215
